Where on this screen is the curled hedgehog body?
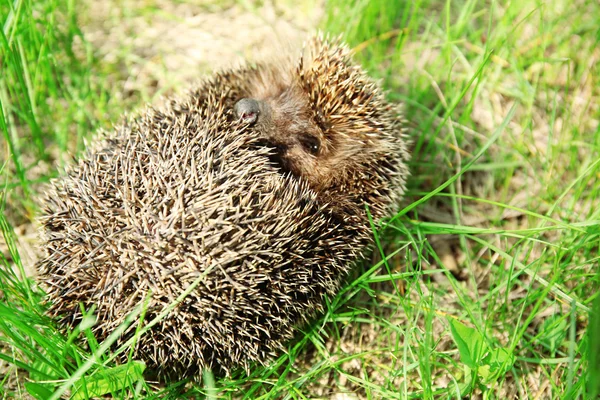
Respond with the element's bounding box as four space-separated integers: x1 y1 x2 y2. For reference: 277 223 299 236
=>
38 37 410 377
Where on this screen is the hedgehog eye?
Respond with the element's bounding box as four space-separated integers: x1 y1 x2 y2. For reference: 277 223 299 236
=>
299 135 320 155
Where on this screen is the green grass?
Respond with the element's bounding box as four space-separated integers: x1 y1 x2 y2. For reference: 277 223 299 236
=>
1 0 599 398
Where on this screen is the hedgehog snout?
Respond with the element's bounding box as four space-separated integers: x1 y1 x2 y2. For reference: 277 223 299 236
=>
234 98 262 125
233 98 287 173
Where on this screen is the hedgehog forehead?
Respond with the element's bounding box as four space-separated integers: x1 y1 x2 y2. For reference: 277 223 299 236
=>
235 67 323 135
241 63 295 101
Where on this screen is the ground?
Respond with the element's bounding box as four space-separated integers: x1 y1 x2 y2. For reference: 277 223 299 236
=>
0 0 599 399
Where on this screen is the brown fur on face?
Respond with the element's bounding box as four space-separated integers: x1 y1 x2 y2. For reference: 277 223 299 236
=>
234 89 326 189
231 37 409 218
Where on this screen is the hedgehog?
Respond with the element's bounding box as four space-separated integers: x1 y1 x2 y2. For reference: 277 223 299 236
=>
37 36 410 378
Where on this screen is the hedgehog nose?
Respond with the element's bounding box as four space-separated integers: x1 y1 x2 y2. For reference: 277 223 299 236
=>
234 98 261 125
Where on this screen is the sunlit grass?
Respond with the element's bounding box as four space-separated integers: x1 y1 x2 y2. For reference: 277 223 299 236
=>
1 0 599 398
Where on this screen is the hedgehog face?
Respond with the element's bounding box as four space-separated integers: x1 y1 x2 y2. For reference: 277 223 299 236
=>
232 38 405 214
234 91 326 190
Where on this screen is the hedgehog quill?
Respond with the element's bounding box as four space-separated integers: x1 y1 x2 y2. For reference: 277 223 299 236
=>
37 36 410 378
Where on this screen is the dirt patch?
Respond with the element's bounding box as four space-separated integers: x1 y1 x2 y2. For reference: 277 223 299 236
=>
82 0 322 101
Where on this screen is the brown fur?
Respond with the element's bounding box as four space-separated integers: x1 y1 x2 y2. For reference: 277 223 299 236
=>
231 38 409 218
